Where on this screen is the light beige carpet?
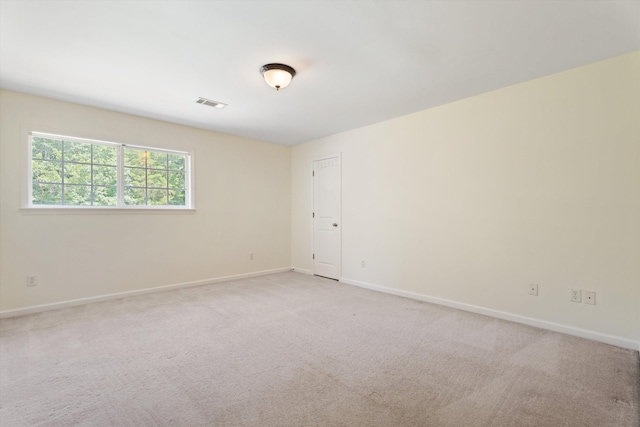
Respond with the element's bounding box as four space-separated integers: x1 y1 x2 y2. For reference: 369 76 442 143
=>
1 272 638 426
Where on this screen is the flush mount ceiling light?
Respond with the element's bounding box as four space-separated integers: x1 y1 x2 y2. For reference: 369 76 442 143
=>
260 63 296 91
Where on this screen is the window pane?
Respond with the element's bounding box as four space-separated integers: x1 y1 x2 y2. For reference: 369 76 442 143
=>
64 163 91 185
32 183 62 205
124 187 146 205
32 137 62 161
148 188 167 205
31 134 191 208
168 171 185 189
124 148 146 168
148 151 167 170
168 154 185 170
93 144 117 166
33 160 62 183
93 166 117 186
64 185 91 206
124 167 146 187
92 186 117 206
147 170 167 188
168 190 186 206
64 140 91 163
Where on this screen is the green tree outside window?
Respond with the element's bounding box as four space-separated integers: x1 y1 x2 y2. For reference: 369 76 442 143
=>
30 134 189 208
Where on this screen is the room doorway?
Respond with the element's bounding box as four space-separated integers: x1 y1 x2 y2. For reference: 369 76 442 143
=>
312 155 341 280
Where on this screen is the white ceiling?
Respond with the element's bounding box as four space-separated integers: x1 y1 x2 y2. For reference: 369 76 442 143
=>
1 1 638 146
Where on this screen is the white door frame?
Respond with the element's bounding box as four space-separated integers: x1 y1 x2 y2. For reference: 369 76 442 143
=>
311 153 342 279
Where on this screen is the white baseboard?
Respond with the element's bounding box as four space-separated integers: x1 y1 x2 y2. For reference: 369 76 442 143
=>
0 267 291 319
291 267 313 275
340 277 639 352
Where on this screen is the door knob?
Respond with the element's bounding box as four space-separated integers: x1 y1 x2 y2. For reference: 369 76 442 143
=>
332 223 338 227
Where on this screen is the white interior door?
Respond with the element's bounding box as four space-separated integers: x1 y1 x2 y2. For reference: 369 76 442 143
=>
313 156 341 280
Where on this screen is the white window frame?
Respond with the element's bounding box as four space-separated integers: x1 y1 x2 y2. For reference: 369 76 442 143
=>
27 131 194 211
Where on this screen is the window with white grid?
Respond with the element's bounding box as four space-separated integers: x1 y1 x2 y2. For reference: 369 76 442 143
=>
29 132 192 208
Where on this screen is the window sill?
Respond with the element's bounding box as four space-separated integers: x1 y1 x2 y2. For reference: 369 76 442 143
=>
20 207 196 215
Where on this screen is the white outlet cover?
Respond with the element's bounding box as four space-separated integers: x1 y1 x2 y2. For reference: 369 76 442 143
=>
584 291 596 305
529 284 538 296
570 289 582 303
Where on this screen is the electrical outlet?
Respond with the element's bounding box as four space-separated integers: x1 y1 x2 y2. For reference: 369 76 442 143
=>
27 275 37 286
528 283 538 296
249 253 254 260
361 260 366 268
570 289 582 303
584 291 596 305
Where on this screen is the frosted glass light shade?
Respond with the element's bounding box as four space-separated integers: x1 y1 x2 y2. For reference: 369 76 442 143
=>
260 64 296 91
263 69 292 90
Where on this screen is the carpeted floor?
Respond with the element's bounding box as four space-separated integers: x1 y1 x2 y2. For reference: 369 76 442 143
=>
1 272 638 426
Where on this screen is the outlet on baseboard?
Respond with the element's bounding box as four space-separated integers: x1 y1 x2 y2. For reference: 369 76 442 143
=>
528 283 538 296
27 275 37 286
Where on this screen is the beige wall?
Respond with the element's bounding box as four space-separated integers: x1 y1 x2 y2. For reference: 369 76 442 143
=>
0 90 291 310
292 52 640 343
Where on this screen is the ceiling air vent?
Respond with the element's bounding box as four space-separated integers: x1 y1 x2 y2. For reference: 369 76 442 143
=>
196 97 227 109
